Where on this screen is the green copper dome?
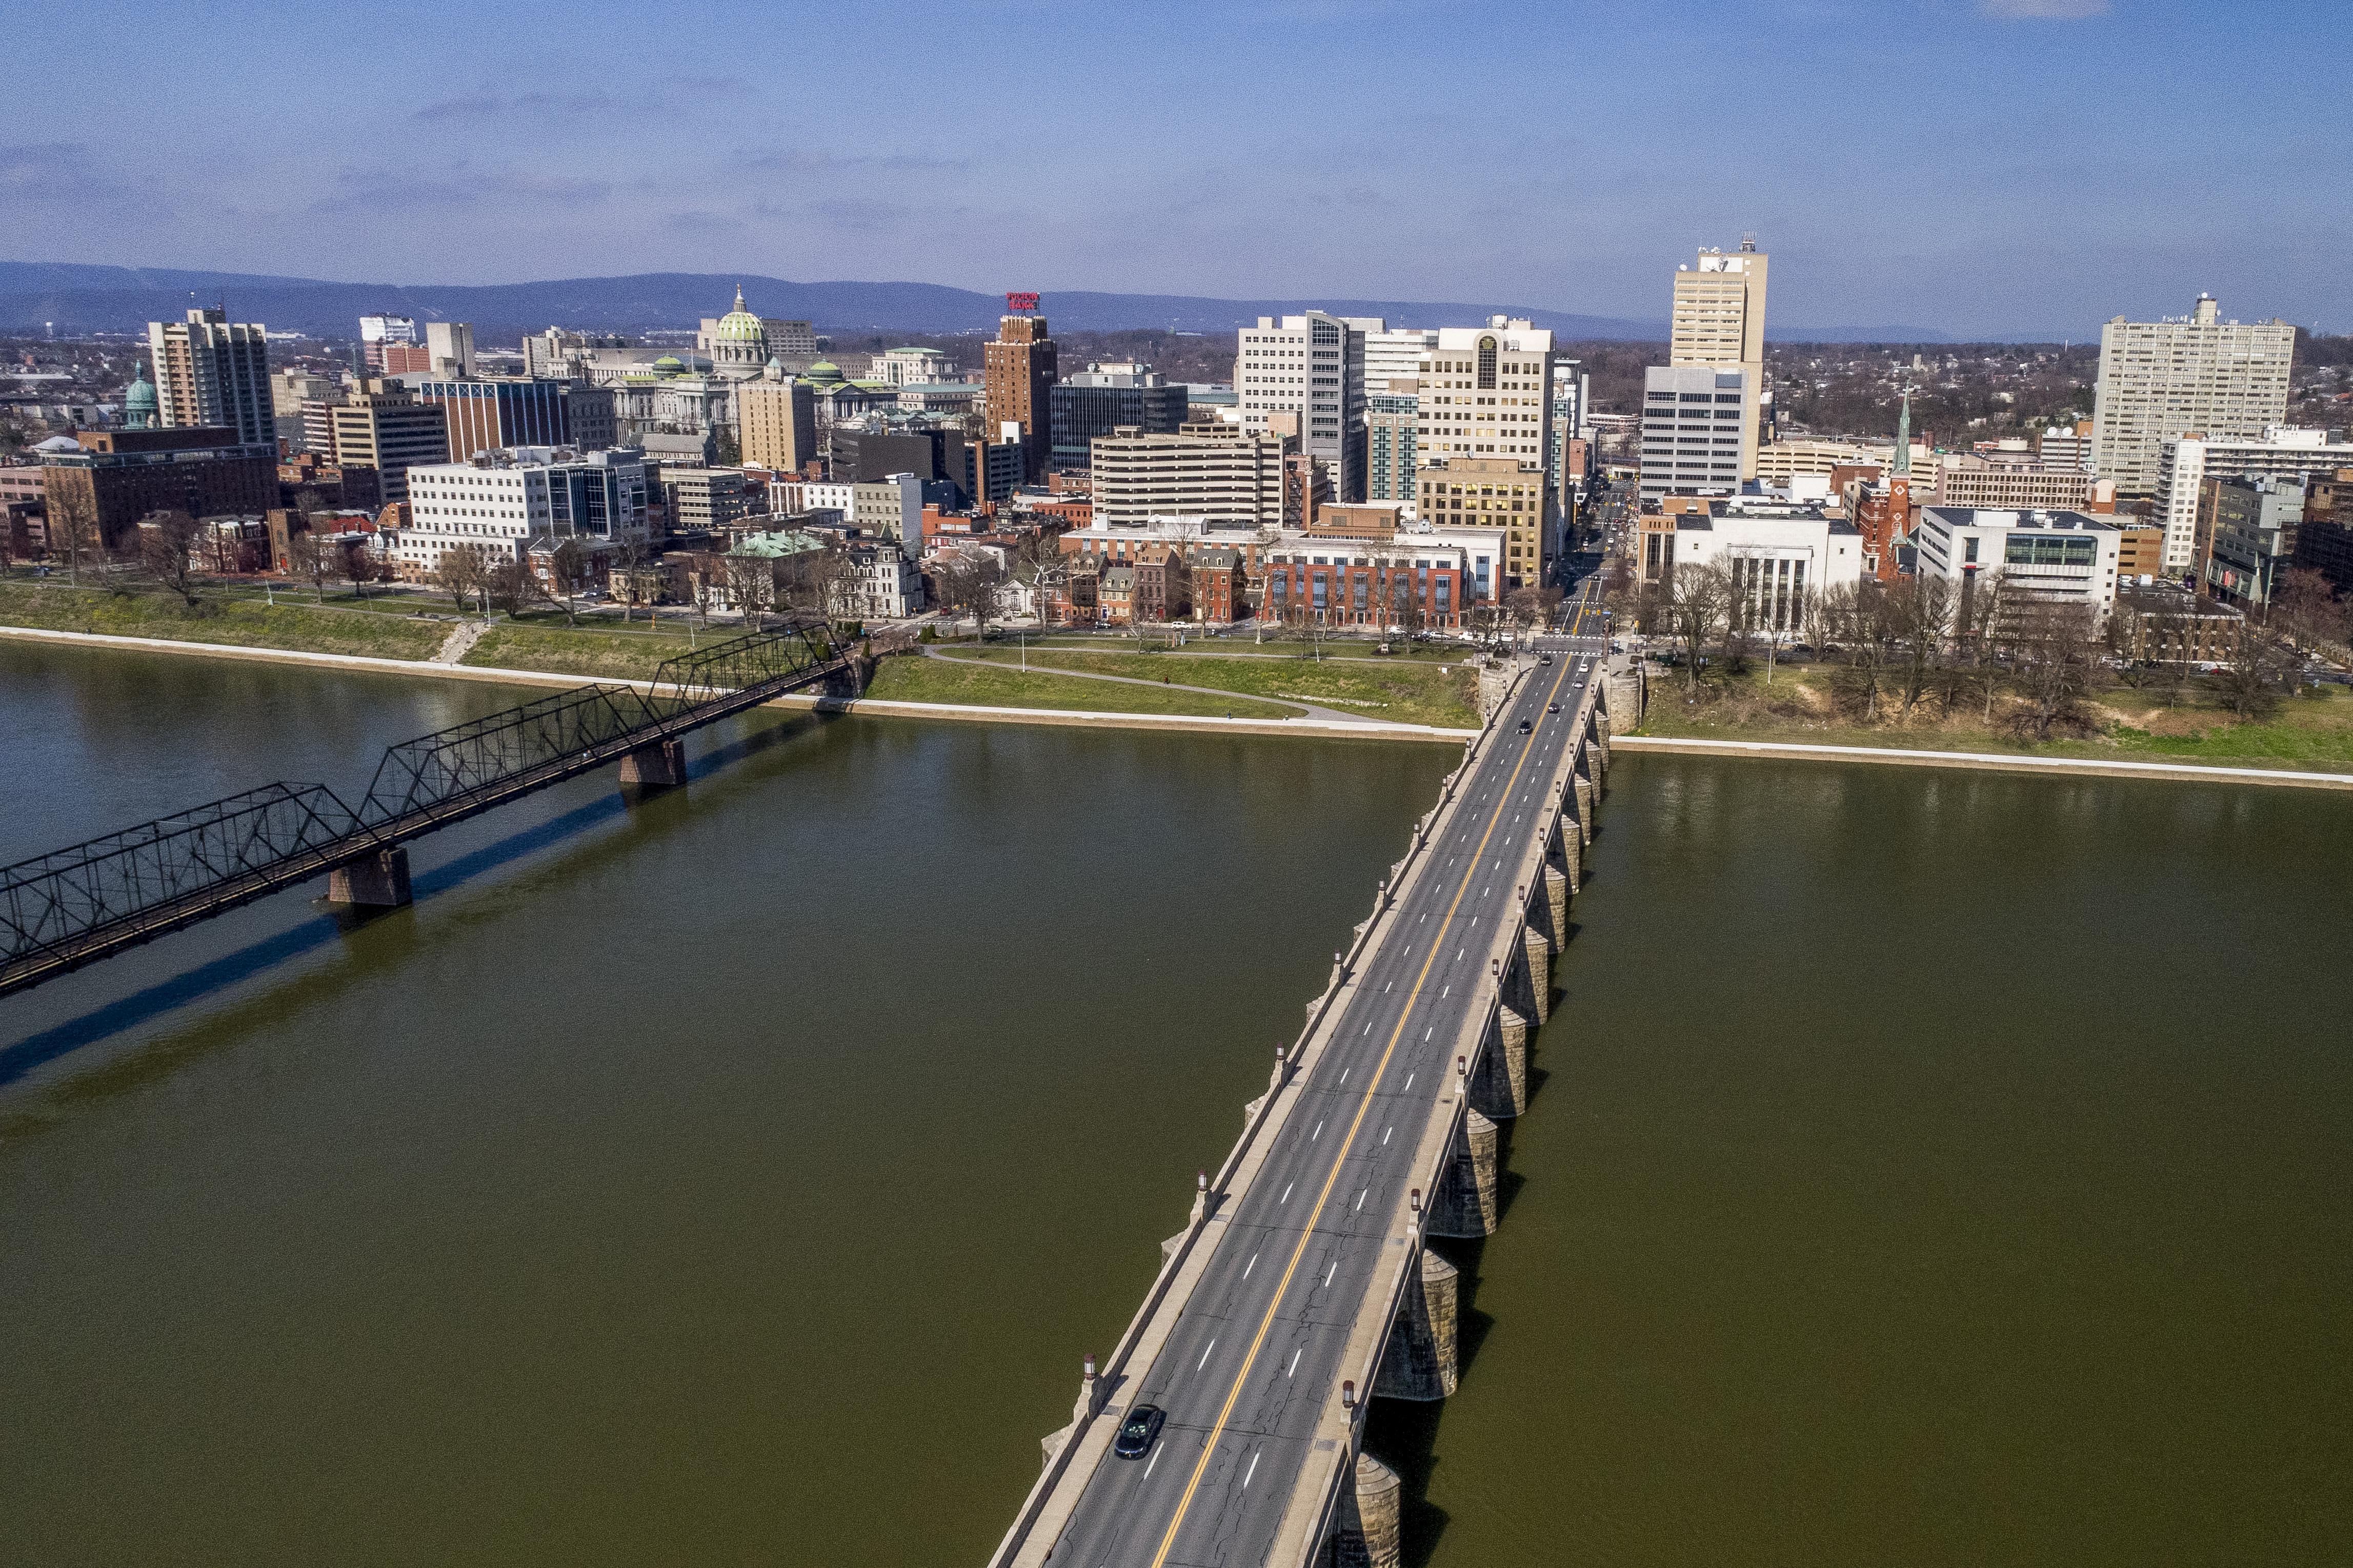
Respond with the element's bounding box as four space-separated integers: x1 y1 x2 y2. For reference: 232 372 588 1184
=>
123 357 159 428
711 284 766 343
652 354 686 376
805 360 844 385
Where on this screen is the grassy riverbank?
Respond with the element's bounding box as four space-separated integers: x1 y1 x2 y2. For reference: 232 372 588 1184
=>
937 645 1483 727
1632 660 2353 772
459 618 721 682
864 654 1299 719
0 577 447 660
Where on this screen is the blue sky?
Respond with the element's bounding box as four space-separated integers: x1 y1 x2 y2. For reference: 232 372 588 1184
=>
8 0 2347 337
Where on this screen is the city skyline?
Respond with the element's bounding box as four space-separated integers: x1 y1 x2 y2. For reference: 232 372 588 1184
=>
4 0 2347 340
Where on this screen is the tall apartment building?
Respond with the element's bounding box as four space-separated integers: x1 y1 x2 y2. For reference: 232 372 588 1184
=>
271 368 343 454
2153 427 2346 577
2037 420 2093 473
737 367 818 475
1049 362 1185 470
1670 239 1768 480
1089 426 1288 530
327 380 451 503
1638 364 1750 505
1366 380 1419 502
984 314 1057 482
2090 295 2294 495
1235 312 1373 501
148 307 273 445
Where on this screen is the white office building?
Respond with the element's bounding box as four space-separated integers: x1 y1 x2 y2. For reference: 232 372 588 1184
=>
1671 240 1768 480
2090 295 2295 495
395 446 647 578
1638 365 1751 504
1912 506 2124 624
2153 426 2348 576
1235 312 1374 499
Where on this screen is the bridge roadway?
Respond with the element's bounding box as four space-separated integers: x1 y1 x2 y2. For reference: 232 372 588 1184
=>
1017 586 1608 1566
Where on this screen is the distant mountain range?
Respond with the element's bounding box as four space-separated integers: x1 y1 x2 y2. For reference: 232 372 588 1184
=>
0 262 1965 345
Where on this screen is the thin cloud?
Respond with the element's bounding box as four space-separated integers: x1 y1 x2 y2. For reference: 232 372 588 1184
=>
1979 0 2110 16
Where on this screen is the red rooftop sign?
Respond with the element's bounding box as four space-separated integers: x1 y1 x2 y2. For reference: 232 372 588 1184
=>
1005 292 1040 312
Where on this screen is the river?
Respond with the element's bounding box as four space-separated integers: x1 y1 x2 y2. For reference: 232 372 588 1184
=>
2 643 2348 1564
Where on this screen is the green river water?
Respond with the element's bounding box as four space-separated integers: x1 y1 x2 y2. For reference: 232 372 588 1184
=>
1 642 2347 1564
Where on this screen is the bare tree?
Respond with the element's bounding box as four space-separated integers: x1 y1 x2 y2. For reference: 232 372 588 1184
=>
2210 635 2288 721
610 537 650 622
46 484 100 586
139 510 204 607
487 557 537 617
2274 567 2347 656
934 551 1005 640
723 554 776 631
342 537 379 600
435 550 484 615
2010 594 2101 739
1666 561 1733 694
548 537 588 627
1014 532 1064 629
288 530 331 603
779 538 854 624
1887 575 1957 717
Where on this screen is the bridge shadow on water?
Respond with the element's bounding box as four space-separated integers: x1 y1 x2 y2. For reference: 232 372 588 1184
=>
0 715 841 1092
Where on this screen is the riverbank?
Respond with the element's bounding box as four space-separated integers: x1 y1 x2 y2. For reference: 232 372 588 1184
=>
1630 659 2353 776
1613 735 2353 790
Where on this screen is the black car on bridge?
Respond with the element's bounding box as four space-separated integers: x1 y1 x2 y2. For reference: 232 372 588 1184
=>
1114 1404 1166 1459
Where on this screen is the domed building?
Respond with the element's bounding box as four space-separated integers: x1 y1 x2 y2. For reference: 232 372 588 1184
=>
123 358 158 430
696 286 770 380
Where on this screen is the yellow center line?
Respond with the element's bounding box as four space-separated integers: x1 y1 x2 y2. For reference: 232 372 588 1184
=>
1146 654 1579 1566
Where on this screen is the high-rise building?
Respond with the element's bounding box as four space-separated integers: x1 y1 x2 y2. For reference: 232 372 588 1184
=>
984 312 1058 482
1414 454 1548 594
1669 238 1768 481
1638 364 1749 506
359 314 417 371
1050 362 1185 470
1414 320 1554 474
1235 312 1372 500
1547 355 1588 502
1361 329 1435 399
393 447 649 580
424 321 475 378
147 307 273 445
327 379 451 503
1365 380 1419 503
269 368 341 454
2091 295 2295 496
738 363 818 476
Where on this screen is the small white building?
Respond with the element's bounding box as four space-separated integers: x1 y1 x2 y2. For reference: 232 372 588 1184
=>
833 538 923 620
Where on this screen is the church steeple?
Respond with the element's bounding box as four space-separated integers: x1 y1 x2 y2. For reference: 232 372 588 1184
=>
1893 386 1912 476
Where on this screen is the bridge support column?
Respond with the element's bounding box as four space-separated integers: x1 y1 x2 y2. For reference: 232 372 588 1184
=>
1497 1006 1530 1109
1523 927 1552 1025
1572 767 1595 843
1430 1110 1498 1238
1329 1451 1403 1568
1594 706 1613 767
618 738 687 789
1469 1028 1519 1121
327 848 411 909
1374 1247 1460 1401
1544 863 1570 944
1550 818 1581 894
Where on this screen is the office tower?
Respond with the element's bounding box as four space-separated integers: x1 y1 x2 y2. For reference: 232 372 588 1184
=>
359 314 417 371
1416 318 1556 571
1547 355 1588 502
984 312 1058 482
1414 455 1543 597
147 307 273 445
1361 329 1435 398
327 379 451 503
1638 364 1750 506
418 377 575 460
271 368 343 454
1669 237 1768 481
738 362 818 475
2090 295 2295 495
1050 362 1185 469
1236 312 1373 500
424 321 475 378
2154 426 2345 575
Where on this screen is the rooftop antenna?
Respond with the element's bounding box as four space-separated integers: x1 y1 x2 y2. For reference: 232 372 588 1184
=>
1741 232 1758 252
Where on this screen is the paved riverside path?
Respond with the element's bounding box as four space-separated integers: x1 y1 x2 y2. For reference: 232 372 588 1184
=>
917 646 1382 725
1023 596 1608 1566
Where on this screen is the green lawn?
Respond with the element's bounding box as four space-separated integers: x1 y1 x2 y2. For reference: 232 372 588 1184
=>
864 654 1298 720
1632 660 2353 773
0 577 445 660
460 618 729 682
946 646 1482 727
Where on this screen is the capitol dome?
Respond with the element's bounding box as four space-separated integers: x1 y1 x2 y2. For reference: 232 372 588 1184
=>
703 285 769 380
804 360 844 385
652 354 686 377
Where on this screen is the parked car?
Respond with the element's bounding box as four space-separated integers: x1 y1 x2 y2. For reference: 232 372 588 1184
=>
1114 1404 1166 1459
